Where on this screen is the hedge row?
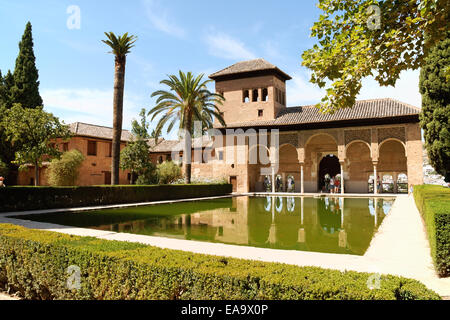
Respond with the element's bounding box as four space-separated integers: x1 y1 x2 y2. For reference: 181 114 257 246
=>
0 184 232 212
0 224 440 300
414 185 450 277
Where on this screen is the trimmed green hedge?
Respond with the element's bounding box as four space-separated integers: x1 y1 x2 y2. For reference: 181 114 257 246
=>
414 185 450 277
0 224 440 300
0 184 232 212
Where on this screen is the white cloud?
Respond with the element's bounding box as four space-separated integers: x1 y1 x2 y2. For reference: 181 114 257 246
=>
358 69 421 108
205 31 256 60
286 68 422 108
286 69 325 106
142 0 186 38
41 88 144 130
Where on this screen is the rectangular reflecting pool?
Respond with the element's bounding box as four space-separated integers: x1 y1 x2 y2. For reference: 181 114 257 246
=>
17 196 395 256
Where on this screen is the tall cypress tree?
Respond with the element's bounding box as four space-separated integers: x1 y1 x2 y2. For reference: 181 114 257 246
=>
419 32 450 183
0 70 13 109
10 21 43 109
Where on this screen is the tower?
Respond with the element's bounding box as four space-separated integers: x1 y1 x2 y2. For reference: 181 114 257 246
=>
209 58 292 126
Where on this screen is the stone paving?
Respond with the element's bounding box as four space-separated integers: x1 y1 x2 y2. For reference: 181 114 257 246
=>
0 194 448 297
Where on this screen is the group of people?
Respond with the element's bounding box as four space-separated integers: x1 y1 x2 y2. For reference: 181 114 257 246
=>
323 174 341 193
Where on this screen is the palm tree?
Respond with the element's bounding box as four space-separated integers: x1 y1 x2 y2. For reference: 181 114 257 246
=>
102 32 137 185
149 71 225 184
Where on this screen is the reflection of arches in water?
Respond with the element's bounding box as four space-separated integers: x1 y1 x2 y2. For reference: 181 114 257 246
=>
382 199 394 215
275 197 283 212
317 198 342 234
287 197 295 212
368 199 376 216
264 196 272 212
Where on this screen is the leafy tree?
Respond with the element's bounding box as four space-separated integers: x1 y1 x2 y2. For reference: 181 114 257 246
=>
419 33 450 182
120 140 156 184
302 0 448 113
0 70 14 109
0 160 8 178
131 108 150 139
157 161 181 185
2 104 71 186
10 22 43 109
149 71 225 183
102 32 137 185
120 109 156 184
48 149 85 186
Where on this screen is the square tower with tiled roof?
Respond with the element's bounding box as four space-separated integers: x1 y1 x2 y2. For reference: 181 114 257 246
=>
209 58 292 125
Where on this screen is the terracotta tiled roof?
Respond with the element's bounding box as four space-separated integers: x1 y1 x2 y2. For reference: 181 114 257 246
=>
147 137 214 153
209 58 292 80
69 122 133 141
217 98 420 128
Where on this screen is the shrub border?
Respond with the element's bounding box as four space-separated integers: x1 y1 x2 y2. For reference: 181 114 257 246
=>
0 223 440 300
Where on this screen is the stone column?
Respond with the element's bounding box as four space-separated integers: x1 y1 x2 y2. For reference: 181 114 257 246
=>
340 161 345 194
373 162 378 195
300 164 304 194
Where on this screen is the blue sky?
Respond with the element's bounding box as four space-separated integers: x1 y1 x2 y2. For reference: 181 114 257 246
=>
0 0 421 138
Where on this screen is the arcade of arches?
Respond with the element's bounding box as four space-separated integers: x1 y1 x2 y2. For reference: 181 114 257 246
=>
210 124 423 194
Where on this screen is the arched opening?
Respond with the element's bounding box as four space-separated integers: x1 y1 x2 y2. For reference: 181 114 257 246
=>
243 90 249 103
262 88 268 102
382 174 394 193
397 173 408 193
318 155 340 192
286 175 295 192
252 89 259 102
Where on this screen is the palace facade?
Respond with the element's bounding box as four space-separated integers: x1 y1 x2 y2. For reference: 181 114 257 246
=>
17 59 423 193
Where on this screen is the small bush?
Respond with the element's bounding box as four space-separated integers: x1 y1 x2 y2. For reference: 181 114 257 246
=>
0 224 440 300
48 149 85 186
414 185 450 277
0 184 232 212
157 161 181 184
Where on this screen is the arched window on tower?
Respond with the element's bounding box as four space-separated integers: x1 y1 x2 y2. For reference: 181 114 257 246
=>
252 89 259 102
262 88 268 102
243 90 249 103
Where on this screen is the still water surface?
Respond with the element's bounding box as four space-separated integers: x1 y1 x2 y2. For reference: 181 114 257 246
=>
20 196 394 255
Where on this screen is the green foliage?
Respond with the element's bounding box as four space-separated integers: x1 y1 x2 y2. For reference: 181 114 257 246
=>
1 104 71 185
414 185 450 277
0 223 440 300
120 111 157 185
302 0 448 113
157 161 182 185
0 71 16 175
120 140 157 185
102 32 137 62
0 184 232 212
131 108 150 139
0 160 8 178
148 71 226 183
419 33 450 182
10 22 43 109
47 150 85 186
